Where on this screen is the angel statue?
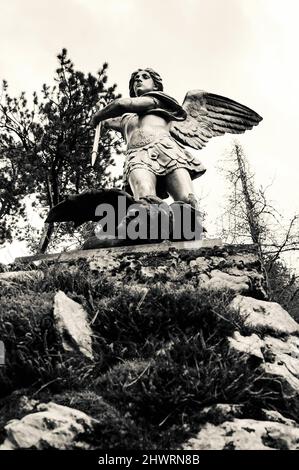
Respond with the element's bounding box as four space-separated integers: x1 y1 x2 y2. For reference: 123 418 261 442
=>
45 68 262 250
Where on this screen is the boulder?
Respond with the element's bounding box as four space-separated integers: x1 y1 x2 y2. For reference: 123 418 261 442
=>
228 331 299 401
0 270 44 282
196 403 297 427
189 257 211 272
183 418 299 450
0 402 96 450
262 335 299 378
227 331 264 361
263 362 299 402
229 295 299 335
201 269 250 293
139 266 155 281
53 290 93 359
223 252 259 270
196 404 245 424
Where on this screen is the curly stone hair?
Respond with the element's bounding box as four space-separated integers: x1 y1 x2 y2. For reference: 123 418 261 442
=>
129 68 163 97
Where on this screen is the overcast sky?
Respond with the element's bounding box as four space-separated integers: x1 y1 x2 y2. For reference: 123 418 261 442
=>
0 0 298 264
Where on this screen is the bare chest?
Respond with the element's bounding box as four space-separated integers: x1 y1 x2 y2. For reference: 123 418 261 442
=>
124 113 171 146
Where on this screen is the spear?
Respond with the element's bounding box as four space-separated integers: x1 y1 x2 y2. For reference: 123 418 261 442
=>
91 93 106 167
91 122 101 167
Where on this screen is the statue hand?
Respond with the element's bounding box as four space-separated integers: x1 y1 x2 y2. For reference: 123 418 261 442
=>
90 113 101 128
91 96 106 127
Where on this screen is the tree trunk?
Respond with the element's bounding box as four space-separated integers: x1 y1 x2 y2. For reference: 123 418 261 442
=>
235 144 260 245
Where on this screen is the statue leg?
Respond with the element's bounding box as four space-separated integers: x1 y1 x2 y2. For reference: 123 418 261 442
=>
165 168 206 239
165 168 198 207
128 168 157 199
115 169 160 240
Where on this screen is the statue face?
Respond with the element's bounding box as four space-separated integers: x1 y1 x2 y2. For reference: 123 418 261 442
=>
133 70 156 96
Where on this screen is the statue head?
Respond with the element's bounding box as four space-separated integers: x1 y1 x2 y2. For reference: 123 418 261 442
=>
129 68 163 97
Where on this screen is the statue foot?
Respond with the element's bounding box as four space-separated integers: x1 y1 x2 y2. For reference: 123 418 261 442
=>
116 197 173 243
81 193 206 249
169 201 206 241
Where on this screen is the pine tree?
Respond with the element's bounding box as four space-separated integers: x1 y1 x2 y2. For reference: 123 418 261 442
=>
0 49 122 251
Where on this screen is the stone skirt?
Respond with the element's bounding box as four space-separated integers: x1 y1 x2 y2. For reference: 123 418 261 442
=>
122 133 206 199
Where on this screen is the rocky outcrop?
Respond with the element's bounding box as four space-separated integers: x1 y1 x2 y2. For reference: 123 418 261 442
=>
19 242 267 299
0 241 298 450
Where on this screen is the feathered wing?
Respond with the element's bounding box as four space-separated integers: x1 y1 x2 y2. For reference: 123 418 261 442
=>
170 90 262 150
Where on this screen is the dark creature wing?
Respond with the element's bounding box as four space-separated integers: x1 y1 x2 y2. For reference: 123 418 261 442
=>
45 189 135 227
170 90 263 150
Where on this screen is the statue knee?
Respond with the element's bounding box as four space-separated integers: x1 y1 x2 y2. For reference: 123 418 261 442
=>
134 182 156 199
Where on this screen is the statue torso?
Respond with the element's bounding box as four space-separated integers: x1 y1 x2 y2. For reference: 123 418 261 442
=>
124 113 171 149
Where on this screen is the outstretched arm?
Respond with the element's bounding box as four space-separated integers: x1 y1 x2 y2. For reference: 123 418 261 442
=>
102 117 123 133
91 96 159 127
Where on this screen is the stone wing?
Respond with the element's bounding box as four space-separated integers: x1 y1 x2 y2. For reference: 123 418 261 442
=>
170 90 263 150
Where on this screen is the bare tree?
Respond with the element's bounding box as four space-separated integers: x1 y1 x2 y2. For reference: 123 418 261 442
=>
219 142 299 312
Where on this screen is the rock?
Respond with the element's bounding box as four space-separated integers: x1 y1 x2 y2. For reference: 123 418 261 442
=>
261 409 297 427
182 418 299 450
226 268 266 298
0 402 97 450
263 362 299 401
139 266 155 281
226 267 250 276
0 270 44 282
263 335 299 377
202 269 250 293
196 403 297 427
197 273 210 284
229 295 299 335
208 256 227 268
227 331 299 395
228 333 299 373
124 285 149 296
188 258 267 298
189 257 210 272
156 266 169 276
267 334 299 355
227 331 264 361
224 253 259 270
196 404 245 424
227 331 299 402
17 396 39 414
88 254 120 273
187 250 259 272
53 290 93 359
